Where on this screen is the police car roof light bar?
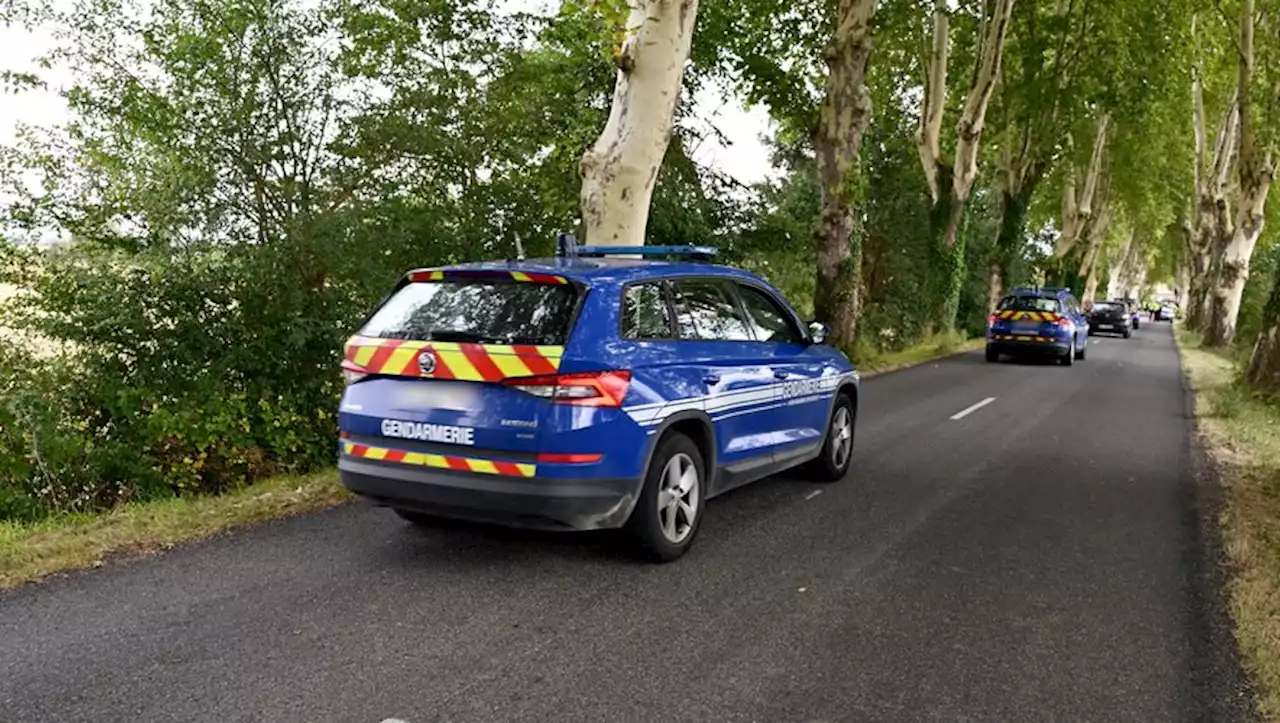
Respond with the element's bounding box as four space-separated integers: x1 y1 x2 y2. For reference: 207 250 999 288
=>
577 245 718 260
555 233 718 261
579 244 718 259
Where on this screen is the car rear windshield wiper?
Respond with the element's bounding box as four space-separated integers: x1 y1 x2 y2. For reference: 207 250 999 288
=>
421 330 498 343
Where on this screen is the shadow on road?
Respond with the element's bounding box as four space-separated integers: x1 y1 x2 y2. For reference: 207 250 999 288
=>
358 467 834 571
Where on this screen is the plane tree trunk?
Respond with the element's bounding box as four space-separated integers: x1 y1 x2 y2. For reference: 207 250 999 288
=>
1185 35 1238 332
1078 202 1113 304
812 0 879 348
579 0 699 247
984 130 1047 314
1205 169 1272 345
1203 0 1275 347
1107 227 1138 300
916 0 1015 331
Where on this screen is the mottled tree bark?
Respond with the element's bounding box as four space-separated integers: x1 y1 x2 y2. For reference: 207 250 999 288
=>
579 0 698 246
812 0 879 348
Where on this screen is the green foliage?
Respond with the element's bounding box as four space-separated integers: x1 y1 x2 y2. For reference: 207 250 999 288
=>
0 0 742 521
1239 242 1280 347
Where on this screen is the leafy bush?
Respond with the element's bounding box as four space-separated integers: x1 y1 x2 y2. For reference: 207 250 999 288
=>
1239 242 1279 350
0 242 358 519
0 344 144 520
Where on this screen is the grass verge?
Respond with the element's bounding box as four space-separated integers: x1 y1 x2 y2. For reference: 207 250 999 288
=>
0 471 351 590
852 333 985 377
1177 327 1280 720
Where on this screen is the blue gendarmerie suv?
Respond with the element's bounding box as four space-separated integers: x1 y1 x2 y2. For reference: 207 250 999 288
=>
986 286 1090 366
337 237 860 561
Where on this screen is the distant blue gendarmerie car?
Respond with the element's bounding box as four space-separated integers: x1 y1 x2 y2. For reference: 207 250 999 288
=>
986 286 1090 366
337 238 860 561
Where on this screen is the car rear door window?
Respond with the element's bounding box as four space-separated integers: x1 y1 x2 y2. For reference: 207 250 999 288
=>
999 295 1061 313
622 283 675 339
671 279 753 341
737 284 803 344
359 280 579 345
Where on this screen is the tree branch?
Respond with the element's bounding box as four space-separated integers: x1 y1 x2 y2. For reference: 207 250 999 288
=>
915 0 948 203
1212 94 1240 193
1192 16 1207 198
1078 112 1110 218
952 0 1014 201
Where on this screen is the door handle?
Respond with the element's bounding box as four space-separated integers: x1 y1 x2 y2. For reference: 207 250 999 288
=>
773 370 790 380
703 374 720 385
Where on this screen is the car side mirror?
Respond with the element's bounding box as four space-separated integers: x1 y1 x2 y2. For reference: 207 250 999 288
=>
808 321 829 345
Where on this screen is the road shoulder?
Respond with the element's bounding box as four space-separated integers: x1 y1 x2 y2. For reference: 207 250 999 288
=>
1177 327 1273 721
1 471 350 591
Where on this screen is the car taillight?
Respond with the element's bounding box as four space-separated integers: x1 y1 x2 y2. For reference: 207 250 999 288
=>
503 370 632 407
536 452 604 464
1054 316 1073 327
341 359 368 386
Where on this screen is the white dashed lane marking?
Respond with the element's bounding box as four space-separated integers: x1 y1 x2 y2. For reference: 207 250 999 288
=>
950 397 997 421
804 489 824 500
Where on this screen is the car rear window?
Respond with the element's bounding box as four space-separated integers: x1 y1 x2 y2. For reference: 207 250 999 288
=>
999 295 1061 313
622 283 675 339
1092 302 1120 312
359 280 580 345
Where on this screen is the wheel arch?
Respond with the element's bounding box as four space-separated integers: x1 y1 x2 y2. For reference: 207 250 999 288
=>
642 410 718 487
837 381 859 416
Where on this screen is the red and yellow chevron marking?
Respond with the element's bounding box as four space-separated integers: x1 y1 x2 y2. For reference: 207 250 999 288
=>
344 336 563 382
995 310 1062 322
993 334 1054 342
343 441 536 477
406 269 568 285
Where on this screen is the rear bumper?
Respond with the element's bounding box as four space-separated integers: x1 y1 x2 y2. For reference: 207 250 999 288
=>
987 336 1070 356
1088 319 1130 331
339 457 640 531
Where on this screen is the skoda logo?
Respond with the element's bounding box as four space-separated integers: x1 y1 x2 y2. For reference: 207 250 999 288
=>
418 349 438 375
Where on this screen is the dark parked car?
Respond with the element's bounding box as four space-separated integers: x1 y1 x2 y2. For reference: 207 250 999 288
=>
1087 301 1132 338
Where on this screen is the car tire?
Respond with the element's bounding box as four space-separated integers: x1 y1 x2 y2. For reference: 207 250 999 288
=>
1061 338 1075 366
1074 336 1087 360
1123 329 1131 339
626 432 706 563
985 346 999 363
807 394 855 483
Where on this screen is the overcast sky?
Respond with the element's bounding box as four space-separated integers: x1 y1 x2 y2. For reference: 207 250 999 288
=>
0 12 777 185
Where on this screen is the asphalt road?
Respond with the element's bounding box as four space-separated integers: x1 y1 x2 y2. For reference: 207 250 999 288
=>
0 322 1254 722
